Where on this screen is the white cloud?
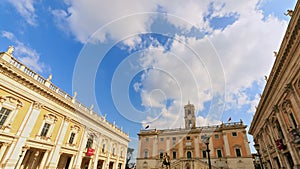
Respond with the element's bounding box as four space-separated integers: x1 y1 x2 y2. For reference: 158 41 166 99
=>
57 0 289 128
7 0 37 26
1 31 50 73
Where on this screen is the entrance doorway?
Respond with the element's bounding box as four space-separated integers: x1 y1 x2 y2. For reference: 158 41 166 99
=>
57 153 73 169
81 157 91 169
20 149 45 169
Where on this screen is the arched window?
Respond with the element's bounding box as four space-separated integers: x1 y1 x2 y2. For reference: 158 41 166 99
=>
187 151 192 158
160 151 164 159
144 150 148 158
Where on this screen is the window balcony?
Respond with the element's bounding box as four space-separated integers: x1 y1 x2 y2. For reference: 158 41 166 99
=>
289 127 300 144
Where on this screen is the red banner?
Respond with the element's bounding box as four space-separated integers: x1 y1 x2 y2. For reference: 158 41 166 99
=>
86 148 95 156
275 139 284 150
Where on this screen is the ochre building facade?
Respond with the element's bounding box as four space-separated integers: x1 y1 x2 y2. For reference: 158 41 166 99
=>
249 1 300 169
137 102 253 169
0 47 130 169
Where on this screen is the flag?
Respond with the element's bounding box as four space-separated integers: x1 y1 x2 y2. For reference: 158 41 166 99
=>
145 125 149 129
228 117 231 122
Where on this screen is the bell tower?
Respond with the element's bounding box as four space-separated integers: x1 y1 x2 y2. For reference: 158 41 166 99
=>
184 101 196 129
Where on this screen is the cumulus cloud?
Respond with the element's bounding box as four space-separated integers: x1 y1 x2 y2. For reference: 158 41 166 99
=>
7 0 37 26
57 0 289 129
1 31 50 73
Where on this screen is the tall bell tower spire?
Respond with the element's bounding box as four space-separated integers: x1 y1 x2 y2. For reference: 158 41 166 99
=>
184 101 196 129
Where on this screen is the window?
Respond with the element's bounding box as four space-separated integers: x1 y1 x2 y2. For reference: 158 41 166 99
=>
173 151 176 159
68 132 76 144
113 147 116 155
86 135 94 148
217 149 222 158
68 125 80 145
0 108 11 125
40 123 50 137
235 148 241 157
172 137 176 141
144 150 148 158
160 138 164 142
38 114 57 140
202 151 207 158
232 132 237 136
188 120 192 127
160 152 163 159
186 136 191 140
102 144 106 153
187 151 192 158
188 110 191 115
214 134 219 139
0 96 23 129
289 113 298 129
145 138 149 142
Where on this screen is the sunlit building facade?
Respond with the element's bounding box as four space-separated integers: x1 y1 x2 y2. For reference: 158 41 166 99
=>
249 2 300 169
0 47 130 169
137 102 253 169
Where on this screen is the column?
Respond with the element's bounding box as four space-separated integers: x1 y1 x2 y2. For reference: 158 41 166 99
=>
137 137 141 158
267 121 285 167
2 102 41 169
194 136 199 158
68 155 75 169
276 109 300 166
14 148 29 169
166 138 170 153
93 134 102 169
152 137 157 158
223 132 230 157
46 117 70 169
74 128 88 169
0 143 9 161
39 150 49 168
179 137 183 158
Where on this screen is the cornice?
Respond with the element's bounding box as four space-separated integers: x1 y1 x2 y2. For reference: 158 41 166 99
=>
0 54 129 140
249 2 300 134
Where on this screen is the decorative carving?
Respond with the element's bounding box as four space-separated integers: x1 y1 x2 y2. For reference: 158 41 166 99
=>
33 102 43 109
284 10 293 17
71 125 80 132
47 74 52 81
281 100 291 111
272 105 279 113
44 114 58 122
6 46 14 55
284 83 294 94
0 96 23 108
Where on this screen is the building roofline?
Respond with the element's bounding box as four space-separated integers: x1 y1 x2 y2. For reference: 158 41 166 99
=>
0 50 129 140
249 1 300 134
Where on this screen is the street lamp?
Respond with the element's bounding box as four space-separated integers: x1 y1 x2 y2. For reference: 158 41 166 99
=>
253 143 263 169
203 135 212 169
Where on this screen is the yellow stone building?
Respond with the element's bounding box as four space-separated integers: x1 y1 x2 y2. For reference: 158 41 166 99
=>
249 1 300 169
0 47 130 169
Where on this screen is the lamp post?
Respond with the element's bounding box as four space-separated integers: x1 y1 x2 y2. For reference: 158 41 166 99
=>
204 136 212 169
253 143 263 169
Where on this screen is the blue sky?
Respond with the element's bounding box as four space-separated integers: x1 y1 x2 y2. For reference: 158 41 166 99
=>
0 0 297 157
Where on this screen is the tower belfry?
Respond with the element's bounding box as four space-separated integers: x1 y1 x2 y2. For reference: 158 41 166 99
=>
184 101 196 129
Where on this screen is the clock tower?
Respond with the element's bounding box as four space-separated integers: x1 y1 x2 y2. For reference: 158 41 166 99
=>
184 101 196 129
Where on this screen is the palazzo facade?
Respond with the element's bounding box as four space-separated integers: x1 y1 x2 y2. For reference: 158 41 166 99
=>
0 47 130 169
249 1 300 169
136 102 253 169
